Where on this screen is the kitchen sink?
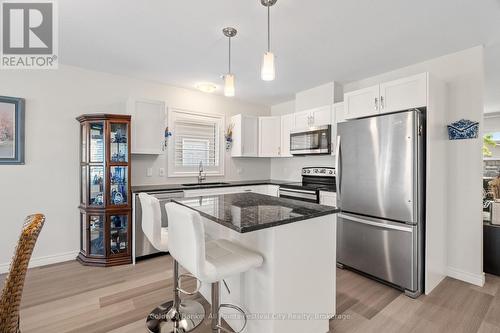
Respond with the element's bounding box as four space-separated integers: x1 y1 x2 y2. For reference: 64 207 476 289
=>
182 182 230 187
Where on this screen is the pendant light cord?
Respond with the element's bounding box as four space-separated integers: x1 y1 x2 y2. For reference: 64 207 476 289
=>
267 6 271 52
228 36 232 74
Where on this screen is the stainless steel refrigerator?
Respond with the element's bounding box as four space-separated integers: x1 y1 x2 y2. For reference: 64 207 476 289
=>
336 109 424 297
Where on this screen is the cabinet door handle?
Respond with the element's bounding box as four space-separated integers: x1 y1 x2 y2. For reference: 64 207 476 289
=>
374 97 379 111
380 96 385 110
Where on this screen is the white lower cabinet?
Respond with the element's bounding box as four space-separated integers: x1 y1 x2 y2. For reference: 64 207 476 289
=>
266 185 280 197
319 191 337 207
184 185 280 198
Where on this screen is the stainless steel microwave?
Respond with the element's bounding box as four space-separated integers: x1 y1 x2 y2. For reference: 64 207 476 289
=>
290 125 331 155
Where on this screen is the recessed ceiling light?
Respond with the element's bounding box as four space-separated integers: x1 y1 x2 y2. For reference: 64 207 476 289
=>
195 82 218 93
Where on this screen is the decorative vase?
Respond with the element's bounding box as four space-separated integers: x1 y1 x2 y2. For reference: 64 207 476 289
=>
447 119 479 140
225 137 232 151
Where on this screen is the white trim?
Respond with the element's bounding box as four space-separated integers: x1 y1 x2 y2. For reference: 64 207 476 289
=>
447 266 485 287
0 250 78 274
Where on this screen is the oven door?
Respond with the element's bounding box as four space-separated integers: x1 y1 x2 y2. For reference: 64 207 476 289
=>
279 187 318 203
290 125 331 155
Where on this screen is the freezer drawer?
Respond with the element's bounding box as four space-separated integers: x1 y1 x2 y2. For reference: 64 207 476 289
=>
337 213 418 291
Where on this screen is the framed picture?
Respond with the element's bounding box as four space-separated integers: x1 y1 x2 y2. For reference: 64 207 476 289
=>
0 96 25 164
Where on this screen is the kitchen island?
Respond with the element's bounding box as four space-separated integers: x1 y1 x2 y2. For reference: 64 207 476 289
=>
172 192 338 333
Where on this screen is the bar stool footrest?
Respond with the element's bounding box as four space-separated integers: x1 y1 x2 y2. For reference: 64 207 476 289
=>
146 299 205 333
216 303 248 333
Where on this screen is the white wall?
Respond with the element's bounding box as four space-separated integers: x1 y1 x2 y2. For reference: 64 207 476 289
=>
0 65 271 271
343 46 485 286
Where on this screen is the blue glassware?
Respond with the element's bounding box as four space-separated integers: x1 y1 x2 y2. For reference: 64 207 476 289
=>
112 190 124 204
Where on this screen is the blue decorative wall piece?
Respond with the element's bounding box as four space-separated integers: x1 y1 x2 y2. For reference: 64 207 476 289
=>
447 119 479 140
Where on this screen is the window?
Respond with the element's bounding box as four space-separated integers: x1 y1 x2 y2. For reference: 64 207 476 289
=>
181 138 210 166
168 109 224 177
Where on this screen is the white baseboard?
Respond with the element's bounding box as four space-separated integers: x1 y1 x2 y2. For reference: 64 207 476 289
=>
0 251 78 274
447 266 485 287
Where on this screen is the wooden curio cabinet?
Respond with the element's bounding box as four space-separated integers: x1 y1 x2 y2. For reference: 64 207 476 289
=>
76 114 132 266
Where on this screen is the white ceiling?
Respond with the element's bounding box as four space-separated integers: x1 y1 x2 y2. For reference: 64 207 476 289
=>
59 0 500 107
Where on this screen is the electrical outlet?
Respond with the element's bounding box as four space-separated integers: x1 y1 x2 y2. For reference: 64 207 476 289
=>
147 168 153 177
159 168 165 177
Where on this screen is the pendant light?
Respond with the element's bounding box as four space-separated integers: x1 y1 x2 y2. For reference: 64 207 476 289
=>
223 27 237 97
261 0 277 81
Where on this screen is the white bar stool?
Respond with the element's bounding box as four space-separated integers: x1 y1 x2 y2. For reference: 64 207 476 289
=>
166 202 264 333
138 193 205 333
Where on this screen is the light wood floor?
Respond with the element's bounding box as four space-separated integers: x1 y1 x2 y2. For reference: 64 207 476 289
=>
3 255 500 333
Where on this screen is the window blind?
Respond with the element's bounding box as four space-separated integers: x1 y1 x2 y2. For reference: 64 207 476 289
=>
174 118 218 167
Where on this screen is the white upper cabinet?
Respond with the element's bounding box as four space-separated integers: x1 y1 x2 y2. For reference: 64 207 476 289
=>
379 73 427 113
344 73 428 120
259 116 281 157
294 105 332 129
280 113 294 157
231 114 258 157
127 99 166 154
294 110 311 129
344 85 380 120
311 105 332 126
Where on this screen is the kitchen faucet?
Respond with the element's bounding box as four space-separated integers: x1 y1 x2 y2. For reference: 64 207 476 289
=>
198 160 206 184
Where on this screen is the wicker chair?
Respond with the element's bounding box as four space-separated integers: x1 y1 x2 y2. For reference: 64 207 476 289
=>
0 214 46 333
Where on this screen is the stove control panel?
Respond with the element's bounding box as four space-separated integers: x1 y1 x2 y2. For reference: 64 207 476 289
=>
302 167 336 177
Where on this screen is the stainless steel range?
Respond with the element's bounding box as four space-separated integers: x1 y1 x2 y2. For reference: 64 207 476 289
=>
279 167 336 203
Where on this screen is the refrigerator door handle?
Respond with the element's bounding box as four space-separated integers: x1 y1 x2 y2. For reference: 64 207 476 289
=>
338 213 413 232
335 135 341 203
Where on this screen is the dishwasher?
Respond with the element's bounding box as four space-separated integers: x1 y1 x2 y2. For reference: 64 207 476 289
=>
133 190 184 260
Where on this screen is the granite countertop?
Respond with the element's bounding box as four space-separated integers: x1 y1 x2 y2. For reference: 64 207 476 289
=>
172 192 339 233
132 179 298 193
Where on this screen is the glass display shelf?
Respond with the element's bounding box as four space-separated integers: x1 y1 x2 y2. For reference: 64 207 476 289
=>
89 216 104 256
89 123 104 163
110 166 128 205
110 123 128 163
110 215 128 254
90 166 104 206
